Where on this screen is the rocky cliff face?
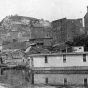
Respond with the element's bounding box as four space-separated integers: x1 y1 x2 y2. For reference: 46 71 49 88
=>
0 15 51 43
0 15 52 51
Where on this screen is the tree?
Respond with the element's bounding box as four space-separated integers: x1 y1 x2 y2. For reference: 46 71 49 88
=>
65 34 88 47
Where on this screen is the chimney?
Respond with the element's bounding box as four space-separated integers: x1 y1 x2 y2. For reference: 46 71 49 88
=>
87 6 88 12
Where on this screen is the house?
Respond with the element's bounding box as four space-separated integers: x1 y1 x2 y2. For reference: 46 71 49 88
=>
51 18 84 45
29 27 52 39
28 27 53 47
84 6 88 34
27 52 88 71
72 46 84 52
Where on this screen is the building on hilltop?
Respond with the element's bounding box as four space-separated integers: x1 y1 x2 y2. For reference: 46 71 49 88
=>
28 26 53 47
84 6 88 34
51 18 84 46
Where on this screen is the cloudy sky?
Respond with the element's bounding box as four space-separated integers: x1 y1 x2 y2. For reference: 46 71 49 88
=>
0 0 88 21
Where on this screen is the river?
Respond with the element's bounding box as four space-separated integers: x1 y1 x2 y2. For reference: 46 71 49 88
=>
0 68 87 88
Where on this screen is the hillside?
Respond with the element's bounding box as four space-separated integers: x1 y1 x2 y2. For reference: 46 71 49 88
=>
0 15 51 45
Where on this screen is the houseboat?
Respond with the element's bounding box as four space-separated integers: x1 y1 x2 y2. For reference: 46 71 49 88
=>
27 46 88 71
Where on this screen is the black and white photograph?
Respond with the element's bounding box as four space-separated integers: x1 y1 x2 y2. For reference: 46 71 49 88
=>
0 0 88 88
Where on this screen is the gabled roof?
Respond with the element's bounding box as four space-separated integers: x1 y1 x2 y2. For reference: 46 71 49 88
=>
84 12 88 18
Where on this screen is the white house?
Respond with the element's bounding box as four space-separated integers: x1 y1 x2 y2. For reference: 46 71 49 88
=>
72 46 84 52
27 52 88 71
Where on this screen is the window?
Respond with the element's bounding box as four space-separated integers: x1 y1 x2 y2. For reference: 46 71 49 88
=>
32 74 34 84
63 55 66 63
45 78 48 84
64 78 67 85
83 54 86 62
84 78 87 86
45 56 48 63
80 20 82 23
31 58 33 61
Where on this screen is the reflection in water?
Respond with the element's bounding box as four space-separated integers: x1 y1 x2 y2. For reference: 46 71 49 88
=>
0 68 88 88
0 68 32 88
33 73 88 87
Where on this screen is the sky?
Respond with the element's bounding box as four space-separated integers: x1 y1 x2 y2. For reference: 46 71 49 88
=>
0 0 88 22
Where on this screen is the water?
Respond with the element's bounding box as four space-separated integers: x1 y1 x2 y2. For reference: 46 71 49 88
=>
0 68 88 88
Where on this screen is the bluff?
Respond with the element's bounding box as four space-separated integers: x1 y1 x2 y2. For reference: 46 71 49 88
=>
0 15 52 50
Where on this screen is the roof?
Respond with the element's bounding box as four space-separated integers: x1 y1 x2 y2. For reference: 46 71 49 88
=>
52 18 66 23
53 43 70 50
28 52 88 57
84 12 88 18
